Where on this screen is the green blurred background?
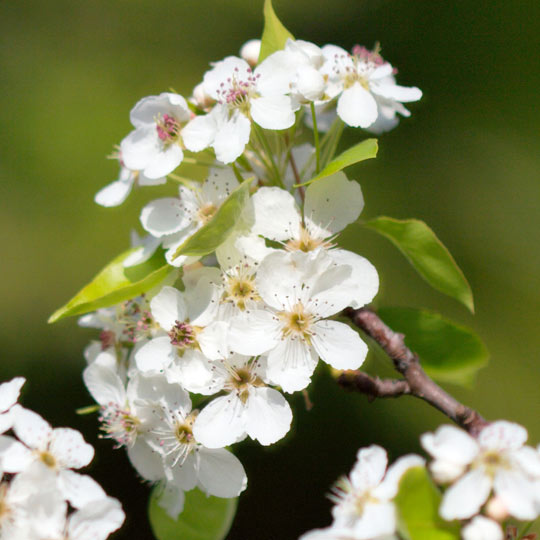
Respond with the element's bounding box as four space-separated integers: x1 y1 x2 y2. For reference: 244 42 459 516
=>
1 0 539 538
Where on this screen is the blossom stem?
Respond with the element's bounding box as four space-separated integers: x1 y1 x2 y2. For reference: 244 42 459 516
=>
287 148 305 201
310 102 321 173
253 124 284 188
342 307 489 437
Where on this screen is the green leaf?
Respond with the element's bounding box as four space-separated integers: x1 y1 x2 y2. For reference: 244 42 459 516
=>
172 179 252 260
378 307 488 387
48 248 175 323
365 217 474 312
295 138 378 187
258 0 294 63
149 487 238 540
395 466 460 540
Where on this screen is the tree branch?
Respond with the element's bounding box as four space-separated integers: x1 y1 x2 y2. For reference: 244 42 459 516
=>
342 307 489 437
338 372 410 400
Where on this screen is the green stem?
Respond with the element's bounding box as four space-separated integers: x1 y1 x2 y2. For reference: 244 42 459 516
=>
168 173 198 189
253 124 284 188
231 163 245 184
518 521 534 539
322 120 344 168
310 102 321 173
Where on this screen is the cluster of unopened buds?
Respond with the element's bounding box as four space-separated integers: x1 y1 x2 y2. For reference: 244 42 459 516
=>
0 377 124 539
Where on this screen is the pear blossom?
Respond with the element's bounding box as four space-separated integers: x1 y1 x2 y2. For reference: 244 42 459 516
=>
139 168 239 266
321 44 421 129
462 516 503 540
249 173 379 309
329 446 424 539
421 422 540 520
147 384 247 509
94 158 166 208
228 250 369 392
182 55 297 163
82 364 168 482
134 282 227 393
120 93 192 179
193 354 293 448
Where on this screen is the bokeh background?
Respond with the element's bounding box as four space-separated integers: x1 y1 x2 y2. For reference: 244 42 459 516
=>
1 0 539 538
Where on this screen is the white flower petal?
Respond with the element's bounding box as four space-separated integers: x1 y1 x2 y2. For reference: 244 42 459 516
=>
203 57 252 100
440 469 492 520
49 428 94 469
157 484 185 520
337 83 378 128
213 111 251 164
68 496 125 540
245 387 292 445
513 445 540 477
479 420 528 451
328 250 379 309
94 178 133 207
12 405 52 450
304 172 364 237
371 82 422 103
127 439 165 482
130 93 190 127
252 187 302 242
312 320 367 370
350 445 388 492
59 470 106 509
198 321 230 361
135 336 175 373
0 377 25 413
266 338 318 393
494 469 537 520
420 424 479 465
351 501 396 539
143 143 184 180
120 127 158 171
0 435 33 472
197 447 247 498
228 310 280 356
82 363 126 407
251 95 295 130
150 286 188 330
140 197 191 237
374 455 425 500
182 111 218 153
193 395 245 448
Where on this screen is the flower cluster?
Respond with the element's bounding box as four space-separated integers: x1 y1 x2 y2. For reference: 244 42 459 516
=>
299 445 424 540
299 423 540 540
95 37 421 207
422 421 540 538
0 377 124 539
80 33 398 518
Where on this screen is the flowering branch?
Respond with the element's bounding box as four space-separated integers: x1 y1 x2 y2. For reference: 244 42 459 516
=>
342 307 489 436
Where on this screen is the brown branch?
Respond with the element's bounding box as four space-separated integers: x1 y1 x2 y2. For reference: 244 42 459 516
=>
338 372 411 401
342 307 489 437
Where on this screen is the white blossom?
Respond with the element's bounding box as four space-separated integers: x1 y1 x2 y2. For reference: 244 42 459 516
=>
421 422 540 520
121 93 192 179
193 355 293 448
0 377 25 434
228 250 369 392
240 39 261 67
182 55 297 163
329 446 424 539
320 44 421 129
139 168 239 266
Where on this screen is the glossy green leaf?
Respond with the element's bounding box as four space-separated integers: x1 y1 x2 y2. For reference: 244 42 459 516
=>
149 487 238 540
258 0 294 63
48 248 175 323
172 179 252 260
295 138 378 187
395 467 460 540
378 307 488 387
365 217 474 312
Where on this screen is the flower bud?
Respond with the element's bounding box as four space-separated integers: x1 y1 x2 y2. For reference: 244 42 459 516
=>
240 39 261 67
485 495 509 522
